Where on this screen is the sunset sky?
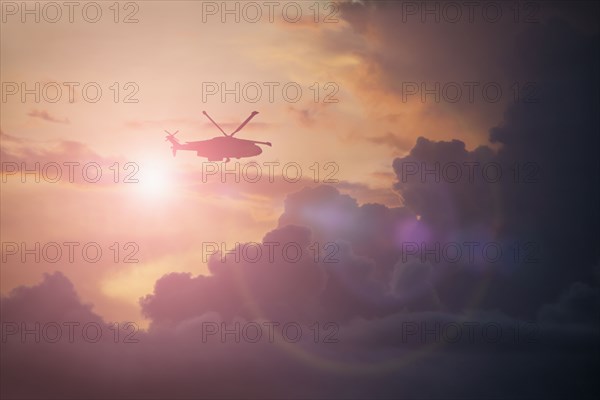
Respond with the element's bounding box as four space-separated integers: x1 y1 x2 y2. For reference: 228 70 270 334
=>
1 0 524 325
1 1 599 399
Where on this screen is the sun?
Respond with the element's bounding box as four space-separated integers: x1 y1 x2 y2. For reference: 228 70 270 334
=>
136 162 172 197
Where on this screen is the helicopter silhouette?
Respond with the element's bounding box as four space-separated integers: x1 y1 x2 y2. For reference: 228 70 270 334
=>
165 111 271 162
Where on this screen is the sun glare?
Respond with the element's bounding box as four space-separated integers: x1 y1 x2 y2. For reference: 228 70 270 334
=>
136 163 172 197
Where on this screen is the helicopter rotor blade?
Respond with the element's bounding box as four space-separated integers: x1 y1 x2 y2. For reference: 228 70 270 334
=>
202 111 228 137
250 140 271 147
230 111 259 137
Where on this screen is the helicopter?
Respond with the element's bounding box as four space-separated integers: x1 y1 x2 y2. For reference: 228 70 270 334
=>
164 111 271 162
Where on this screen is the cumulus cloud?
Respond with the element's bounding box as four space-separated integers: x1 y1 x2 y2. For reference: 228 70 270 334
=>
141 223 406 325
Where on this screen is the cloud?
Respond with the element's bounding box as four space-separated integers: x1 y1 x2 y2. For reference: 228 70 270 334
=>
1 272 101 323
2 272 598 399
392 136 497 232
140 222 396 325
278 185 415 276
27 109 70 124
389 19 599 317
538 282 600 325
367 131 414 152
0 132 124 185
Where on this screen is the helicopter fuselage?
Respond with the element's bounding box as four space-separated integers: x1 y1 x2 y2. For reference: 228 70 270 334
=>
182 136 263 161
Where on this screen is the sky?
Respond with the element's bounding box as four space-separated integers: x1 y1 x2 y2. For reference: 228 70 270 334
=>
1 1 599 399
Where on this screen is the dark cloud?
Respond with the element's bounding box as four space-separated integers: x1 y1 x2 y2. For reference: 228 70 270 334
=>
538 282 600 325
391 18 599 317
337 1 599 148
2 272 598 399
393 136 498 232
1 272 101 324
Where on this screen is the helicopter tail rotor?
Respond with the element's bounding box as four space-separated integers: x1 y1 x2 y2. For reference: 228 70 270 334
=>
164 130 179 141
164 130 180 157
